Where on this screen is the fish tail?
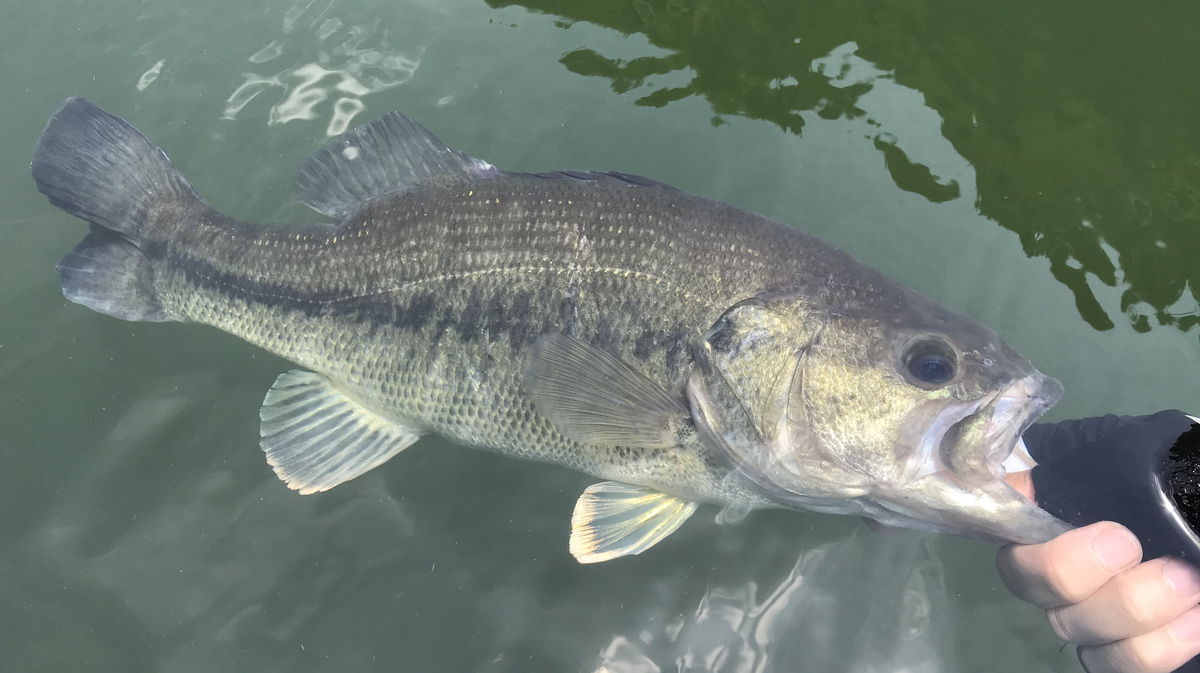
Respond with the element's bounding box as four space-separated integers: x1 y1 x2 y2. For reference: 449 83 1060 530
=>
32 97 201 322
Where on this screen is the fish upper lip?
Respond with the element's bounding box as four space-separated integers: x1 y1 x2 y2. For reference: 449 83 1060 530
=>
916 374 1063 482
989 374 1063 441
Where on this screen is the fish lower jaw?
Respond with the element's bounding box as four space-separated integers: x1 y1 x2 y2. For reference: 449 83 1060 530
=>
869 470 1070 544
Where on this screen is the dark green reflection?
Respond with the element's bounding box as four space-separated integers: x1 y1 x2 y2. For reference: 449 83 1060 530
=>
488 0 1200 336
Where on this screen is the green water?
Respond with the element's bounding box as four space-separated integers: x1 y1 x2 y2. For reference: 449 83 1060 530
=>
3 1 1199 671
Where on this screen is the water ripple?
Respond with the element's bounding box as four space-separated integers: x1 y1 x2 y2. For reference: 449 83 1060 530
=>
589 529 951 673
224 0 423 136
136 59 165 91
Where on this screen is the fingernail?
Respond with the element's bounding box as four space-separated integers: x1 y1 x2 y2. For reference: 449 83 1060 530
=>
1170 608 1200 644
1091 527 1140 571
1165 561 1200 598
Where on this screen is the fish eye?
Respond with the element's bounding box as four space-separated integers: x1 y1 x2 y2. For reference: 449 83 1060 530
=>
902 339 958 386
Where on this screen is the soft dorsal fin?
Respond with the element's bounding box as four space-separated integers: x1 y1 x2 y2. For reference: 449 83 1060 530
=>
524 332 688 449
260 369 423 493
570 481 698 563
295 111 497 218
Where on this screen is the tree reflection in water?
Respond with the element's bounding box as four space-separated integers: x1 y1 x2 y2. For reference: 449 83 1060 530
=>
488 0 1200 337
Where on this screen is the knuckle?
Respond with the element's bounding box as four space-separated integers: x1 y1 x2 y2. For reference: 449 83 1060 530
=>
1114 577 1161 628
1042 552 1092 604
1079 641 1151 673
1116 637 1172 673
996 545 1047 601
1046 607 1075 642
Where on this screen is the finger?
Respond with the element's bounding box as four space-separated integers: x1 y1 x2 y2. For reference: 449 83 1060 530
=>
996 522 1142 609
1078 605 1200 673
1004 469 1034 500
1048 557 1200 645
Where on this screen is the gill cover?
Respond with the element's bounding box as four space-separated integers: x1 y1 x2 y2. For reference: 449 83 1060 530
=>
685 297 871 504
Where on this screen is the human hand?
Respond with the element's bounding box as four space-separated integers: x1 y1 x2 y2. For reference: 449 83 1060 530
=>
997 472 1200 672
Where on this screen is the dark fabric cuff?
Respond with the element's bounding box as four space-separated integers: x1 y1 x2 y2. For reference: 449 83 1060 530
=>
1022 411 1189 463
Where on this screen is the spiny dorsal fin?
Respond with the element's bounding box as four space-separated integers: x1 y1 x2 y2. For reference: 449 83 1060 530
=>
295 111 497 218
260 370 422 494
524 332 688 449
570 481 698 563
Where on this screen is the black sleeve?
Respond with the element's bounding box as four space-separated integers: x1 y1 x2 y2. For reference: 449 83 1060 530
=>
1023 410 1193 463
1027 410 1199 560
1021 414 1139 463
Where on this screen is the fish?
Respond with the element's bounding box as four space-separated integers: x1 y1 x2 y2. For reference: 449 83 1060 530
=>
31 97 1071 563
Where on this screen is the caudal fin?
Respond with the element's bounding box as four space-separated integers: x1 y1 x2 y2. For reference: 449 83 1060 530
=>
32 97 199 321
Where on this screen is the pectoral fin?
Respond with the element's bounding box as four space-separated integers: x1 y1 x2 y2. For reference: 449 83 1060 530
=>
714 502 755 526
569 481 698 563
524 333 687 448
260 370 422 494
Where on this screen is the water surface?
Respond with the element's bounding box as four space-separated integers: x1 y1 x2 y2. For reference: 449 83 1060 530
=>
3 1 1199 671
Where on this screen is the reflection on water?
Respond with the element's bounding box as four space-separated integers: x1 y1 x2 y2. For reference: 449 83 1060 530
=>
223 0 423 135
136 59 165 92
490 0 1200 339
592 530 949 673
17 371 416 671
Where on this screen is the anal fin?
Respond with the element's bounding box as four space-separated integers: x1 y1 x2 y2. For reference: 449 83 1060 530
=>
260 370 422 494
569 481 698 563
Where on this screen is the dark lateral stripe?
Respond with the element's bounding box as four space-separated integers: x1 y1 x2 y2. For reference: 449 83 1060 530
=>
161 246 545 346
159 246 695 376
159 245 370 310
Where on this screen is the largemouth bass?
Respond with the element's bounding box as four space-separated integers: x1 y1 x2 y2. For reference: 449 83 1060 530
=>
32 97 1071 562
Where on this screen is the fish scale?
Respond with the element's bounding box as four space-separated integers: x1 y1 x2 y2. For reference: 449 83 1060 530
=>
32 97 1073 562
150 174 801 502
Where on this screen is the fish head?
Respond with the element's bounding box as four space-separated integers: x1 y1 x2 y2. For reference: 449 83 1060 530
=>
688 289 1070 544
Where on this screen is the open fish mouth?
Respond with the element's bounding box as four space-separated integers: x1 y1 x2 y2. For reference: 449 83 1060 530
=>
864 373 1072 544
917 374 1065 487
